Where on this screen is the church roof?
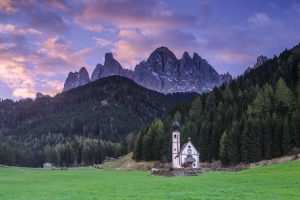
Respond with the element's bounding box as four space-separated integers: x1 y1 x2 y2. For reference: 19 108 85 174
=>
184 156 196 163
172 121 180 131
180 138 199 154
180 142 189 152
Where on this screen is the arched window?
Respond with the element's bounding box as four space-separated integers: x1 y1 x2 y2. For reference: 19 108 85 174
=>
174 134 176 139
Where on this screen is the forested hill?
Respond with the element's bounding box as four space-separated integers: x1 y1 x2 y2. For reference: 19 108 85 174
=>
0 76 196 167
134 43 300 165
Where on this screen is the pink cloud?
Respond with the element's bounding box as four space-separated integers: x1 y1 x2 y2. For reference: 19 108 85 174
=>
93 36 113 47
112 29 155 68
37 36 94 74
44 0 69 11
0 55 36 98
75 17 104 32
0 35 94 99
38 79 64 96
215 51 252 65
13 88 36 98
0 0 17 13
0 23 42 35
79 0 197 30
74 0 205 70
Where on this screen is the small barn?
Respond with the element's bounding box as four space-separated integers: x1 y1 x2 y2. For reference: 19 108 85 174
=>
43 162 55 169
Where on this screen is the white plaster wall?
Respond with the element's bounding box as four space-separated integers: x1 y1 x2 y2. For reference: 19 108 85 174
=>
180 141 199 168
172 130 181 168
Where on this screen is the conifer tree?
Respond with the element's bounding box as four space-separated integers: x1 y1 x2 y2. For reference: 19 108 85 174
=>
282 117 291 154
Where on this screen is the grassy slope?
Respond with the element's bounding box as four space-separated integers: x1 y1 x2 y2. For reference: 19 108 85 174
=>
101 153 156 170
0 161 299 200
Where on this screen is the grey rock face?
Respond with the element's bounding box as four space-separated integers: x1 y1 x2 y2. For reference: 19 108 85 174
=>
133 47 179 92
63 67 90 92
64 47 232 93
91 64 103 81
91 53 133 81
133 47 232 93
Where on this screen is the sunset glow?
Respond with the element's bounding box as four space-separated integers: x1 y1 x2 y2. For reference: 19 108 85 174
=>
0 0 299 99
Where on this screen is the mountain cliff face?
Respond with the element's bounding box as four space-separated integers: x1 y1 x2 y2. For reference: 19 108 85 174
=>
63 67 90 92
133 47 231 93
91 53 133 81
64 47 232 93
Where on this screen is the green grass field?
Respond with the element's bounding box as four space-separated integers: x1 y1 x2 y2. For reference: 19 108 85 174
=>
0 161 300 200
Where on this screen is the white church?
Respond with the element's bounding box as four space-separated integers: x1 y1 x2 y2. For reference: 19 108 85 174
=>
172 121 200 169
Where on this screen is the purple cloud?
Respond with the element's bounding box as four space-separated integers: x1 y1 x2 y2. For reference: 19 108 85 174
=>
28 10 69 33
1 0 300 99
79 0 200 30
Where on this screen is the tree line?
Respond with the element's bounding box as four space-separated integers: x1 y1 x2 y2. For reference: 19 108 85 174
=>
0 137 124 167
0 76 194 167
133 43 300 165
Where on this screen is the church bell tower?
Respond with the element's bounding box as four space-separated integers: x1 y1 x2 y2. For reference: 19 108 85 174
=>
172 121 181 168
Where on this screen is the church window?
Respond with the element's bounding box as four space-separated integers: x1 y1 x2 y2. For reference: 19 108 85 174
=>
174 134 176 139
174 148 176 151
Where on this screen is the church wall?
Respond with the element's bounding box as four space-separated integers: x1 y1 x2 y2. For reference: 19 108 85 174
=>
180 141 199 168
172 130 181 168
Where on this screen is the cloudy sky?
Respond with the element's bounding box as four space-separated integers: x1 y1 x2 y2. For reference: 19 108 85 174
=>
0 0 300 99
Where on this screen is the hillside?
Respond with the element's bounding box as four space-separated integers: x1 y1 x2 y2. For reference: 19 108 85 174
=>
101 153 156 170
0 160 300 199
133 43 300 165
0 76 196 167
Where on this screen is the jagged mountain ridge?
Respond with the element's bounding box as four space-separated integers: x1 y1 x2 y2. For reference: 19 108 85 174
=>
63 47 232 93
63 67 90 92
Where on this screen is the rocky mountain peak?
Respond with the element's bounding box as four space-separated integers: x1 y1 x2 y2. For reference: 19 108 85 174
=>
147 46 178 67
91 64 103 81
79 66 88 74
79 67 90 83
63 67 90 92
182 51 191 59
104 52 114 63
145 47 179 79
103 52 123 76
64 46 232 94
91 52 132 82
192 52 201 60
103 52 122 71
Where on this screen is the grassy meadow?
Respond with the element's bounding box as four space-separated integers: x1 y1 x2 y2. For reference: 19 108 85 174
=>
0 160 300 200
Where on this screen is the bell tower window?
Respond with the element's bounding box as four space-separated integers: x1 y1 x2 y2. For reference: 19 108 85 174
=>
174 134 176 139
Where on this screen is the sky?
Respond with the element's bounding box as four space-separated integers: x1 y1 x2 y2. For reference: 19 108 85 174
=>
0 0 300 100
